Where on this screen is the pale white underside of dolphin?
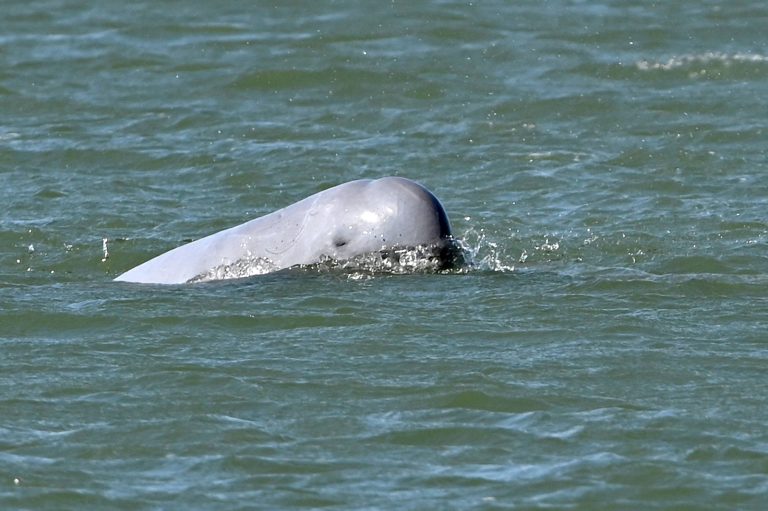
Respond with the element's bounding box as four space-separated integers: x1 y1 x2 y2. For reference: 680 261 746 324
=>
114 177 454 284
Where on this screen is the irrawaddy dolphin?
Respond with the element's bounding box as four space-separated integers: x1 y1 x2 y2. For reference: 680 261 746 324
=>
114 177 459 284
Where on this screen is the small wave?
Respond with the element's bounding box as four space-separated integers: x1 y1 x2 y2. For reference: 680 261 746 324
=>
635 52 768 78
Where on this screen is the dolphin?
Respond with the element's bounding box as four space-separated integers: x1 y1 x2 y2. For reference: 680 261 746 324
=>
114 177 459 284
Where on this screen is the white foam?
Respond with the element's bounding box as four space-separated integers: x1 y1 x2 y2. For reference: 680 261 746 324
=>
636 52 768 71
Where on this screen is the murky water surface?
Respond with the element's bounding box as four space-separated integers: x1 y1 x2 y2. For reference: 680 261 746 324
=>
2 1 767 509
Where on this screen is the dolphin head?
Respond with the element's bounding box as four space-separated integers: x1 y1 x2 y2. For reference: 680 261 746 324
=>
318 177 457 268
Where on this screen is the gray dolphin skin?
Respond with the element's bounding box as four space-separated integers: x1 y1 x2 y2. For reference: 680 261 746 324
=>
114 177 458 284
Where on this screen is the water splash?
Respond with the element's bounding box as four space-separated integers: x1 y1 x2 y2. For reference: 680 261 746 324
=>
168 229 627 283
457 227 517 273
320 241 466 275
189 256 280 283
187 240 468 282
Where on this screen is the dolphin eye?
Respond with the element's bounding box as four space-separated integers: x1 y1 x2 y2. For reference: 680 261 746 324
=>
334 238 348 248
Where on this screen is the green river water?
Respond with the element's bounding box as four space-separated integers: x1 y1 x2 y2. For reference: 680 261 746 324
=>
2 1 767 509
